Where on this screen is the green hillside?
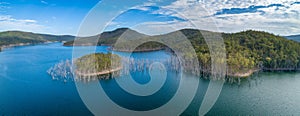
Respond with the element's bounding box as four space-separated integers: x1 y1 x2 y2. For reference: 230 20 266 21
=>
0 31 75 46
186 30 300 77
63 28 147 46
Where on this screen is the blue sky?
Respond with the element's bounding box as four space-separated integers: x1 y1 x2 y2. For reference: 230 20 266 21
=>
0 0 300 36
0 0 99 35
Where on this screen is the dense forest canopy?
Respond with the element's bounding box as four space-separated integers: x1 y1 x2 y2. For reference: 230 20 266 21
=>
75 53 122 73
188 30 300 76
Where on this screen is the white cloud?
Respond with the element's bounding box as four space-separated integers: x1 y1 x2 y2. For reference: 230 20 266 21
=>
197 0 297 11
107 21 121 27
133 0 300 35
133 20 193 35
131 6 151 11
0 15 47 33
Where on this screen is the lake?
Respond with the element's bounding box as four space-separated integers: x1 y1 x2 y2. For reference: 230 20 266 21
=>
0 43 300 115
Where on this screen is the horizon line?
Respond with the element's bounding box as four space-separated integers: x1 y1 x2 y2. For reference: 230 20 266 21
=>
0 28 298 37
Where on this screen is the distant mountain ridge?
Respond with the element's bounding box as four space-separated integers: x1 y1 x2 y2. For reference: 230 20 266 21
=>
285 35 300 42
63 28 147 46
0 31 75 47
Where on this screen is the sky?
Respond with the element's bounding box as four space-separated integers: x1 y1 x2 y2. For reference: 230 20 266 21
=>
0 0 99 35
0 0 299 36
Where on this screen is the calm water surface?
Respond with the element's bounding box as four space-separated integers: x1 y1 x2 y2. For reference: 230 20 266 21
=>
1 43 300 115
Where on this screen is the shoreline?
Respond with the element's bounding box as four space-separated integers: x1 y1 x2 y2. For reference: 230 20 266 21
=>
263 68 300 71
75 66 122 77
0 41 60 51
226 69 260 78
111 47 165 53
227 68 300 78
63 43 97 46
63 42 167 53
63 44 165 53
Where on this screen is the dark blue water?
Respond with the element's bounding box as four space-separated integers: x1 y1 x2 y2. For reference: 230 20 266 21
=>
1 43 300 115
0 43 92 115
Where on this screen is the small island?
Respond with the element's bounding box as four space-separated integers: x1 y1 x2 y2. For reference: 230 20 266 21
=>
74 53 122 80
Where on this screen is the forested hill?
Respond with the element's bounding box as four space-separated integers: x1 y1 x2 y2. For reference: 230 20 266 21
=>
63 28 147 46
185 30 300 77
0 31 75 47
